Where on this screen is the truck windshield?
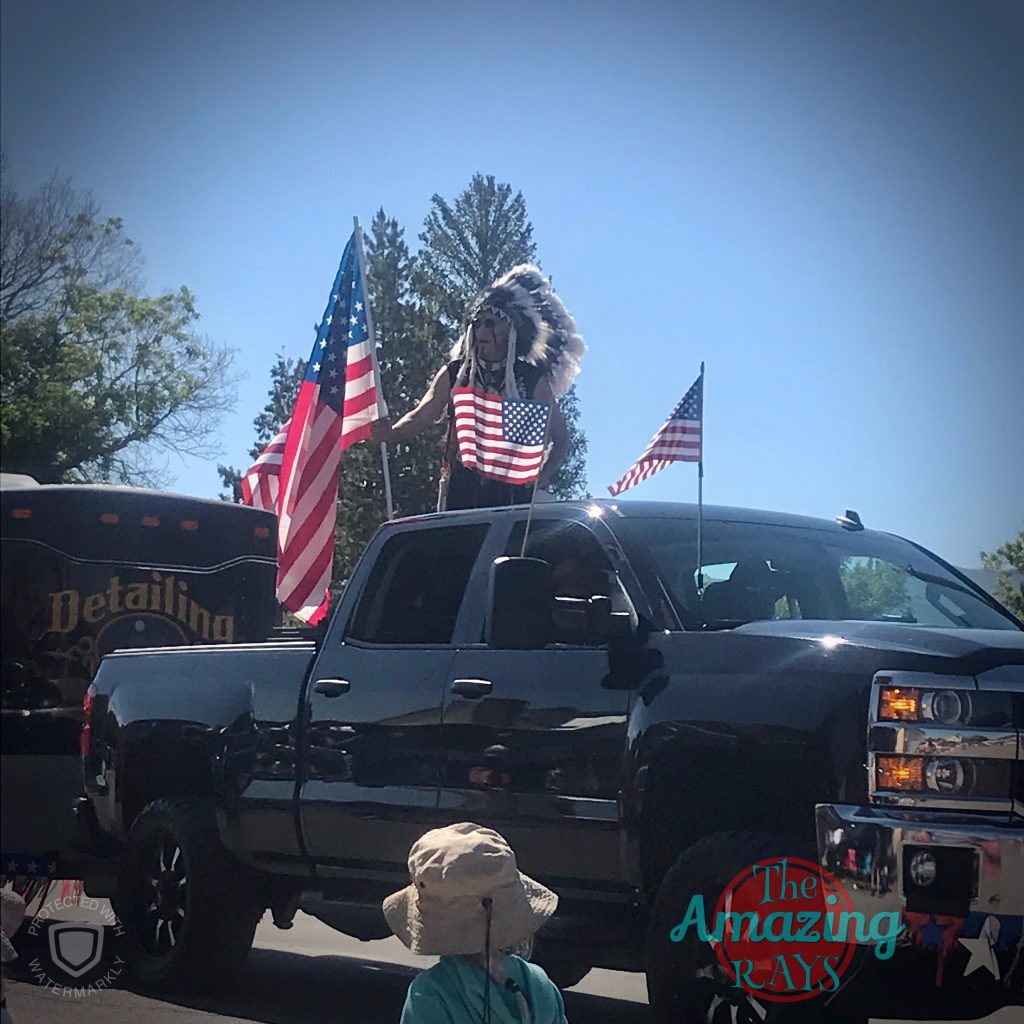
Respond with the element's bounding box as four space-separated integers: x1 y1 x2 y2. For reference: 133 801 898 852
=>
615 517 1020 632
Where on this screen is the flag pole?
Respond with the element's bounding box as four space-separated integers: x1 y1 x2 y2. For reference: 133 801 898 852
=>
696 361 705 596
520 403 553 558
353 216 394 521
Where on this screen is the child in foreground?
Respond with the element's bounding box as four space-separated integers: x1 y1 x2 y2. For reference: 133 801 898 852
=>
383 822 569 1024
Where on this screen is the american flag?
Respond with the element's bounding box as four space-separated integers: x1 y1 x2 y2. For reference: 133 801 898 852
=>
241 421 288 511
241 233 384 623
608 373 703 496
451 387 550 485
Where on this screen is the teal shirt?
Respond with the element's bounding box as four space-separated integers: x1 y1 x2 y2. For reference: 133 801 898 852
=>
399 955 567 1024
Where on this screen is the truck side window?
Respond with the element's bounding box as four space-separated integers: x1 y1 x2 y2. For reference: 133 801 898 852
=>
347 525 489 645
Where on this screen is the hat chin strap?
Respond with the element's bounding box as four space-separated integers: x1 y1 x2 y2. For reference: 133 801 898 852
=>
482 896 494 1024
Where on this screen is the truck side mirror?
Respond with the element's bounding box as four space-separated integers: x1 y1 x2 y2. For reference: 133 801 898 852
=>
587 595 635 642
486 557 553 650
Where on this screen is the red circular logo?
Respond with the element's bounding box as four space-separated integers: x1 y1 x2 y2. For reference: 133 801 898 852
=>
712 857 856 1002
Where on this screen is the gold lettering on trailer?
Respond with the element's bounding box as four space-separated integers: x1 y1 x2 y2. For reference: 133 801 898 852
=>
82 593 106 623
47 572 236 643
49 590 79 633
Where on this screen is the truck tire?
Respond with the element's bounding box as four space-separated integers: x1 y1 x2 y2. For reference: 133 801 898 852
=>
115 796 263 991
646 831 868 1024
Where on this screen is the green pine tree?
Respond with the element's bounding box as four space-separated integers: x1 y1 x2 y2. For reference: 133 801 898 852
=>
416 173 536 329
549 385 589 499
416 174 588 497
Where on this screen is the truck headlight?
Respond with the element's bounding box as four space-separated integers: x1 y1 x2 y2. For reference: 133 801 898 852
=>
875 754 1005 798
878 685 974 726
878 686 920 721
924 757 971 794
870 671 1015 810
921 690 971 725
876 755 924 791
877 755 971 795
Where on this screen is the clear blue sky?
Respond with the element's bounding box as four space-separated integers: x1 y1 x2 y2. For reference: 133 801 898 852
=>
2 0 1021 568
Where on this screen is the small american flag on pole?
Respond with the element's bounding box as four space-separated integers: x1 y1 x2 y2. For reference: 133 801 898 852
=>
241 232 383 623
451 387 550 485
608 372 703 496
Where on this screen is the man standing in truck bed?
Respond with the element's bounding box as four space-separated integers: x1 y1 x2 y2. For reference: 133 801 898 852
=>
373 264 585 510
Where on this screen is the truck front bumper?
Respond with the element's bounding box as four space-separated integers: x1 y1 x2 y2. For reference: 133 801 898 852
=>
815 803 1024 922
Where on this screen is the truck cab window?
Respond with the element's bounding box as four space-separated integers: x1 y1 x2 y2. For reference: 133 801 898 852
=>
348 524 489 645
506 519 632 644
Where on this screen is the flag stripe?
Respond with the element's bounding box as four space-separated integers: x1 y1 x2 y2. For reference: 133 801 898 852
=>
608 375 703 496
451 386 549 486
240 233 383 623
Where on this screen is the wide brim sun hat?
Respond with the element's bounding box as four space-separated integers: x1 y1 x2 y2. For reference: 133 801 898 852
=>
383 822 558 956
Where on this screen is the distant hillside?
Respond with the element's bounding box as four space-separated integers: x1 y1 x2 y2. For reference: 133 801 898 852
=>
958 567 1023 598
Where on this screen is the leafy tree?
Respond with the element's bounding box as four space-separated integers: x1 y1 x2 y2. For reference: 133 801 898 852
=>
218 353 304 501
1 165 234 485
980 530 1024 618
840 559 910 619
417 174 588 497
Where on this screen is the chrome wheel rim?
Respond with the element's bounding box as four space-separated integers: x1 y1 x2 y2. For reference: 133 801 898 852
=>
138 831 187 956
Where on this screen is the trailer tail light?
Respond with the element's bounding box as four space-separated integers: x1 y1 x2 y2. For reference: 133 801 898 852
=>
180 519 199 531
10 507 32 519
255 527 270 538
100 512 120 524
81 685 96 758
141 516 160 528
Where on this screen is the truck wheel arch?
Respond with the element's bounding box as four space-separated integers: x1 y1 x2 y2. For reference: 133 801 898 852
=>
636 737 820 899
118 722 223 835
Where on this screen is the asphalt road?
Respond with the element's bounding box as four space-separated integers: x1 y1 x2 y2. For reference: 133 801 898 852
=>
4 910 1021 1024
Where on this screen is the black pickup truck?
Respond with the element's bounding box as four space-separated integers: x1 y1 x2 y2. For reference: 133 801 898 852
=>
78 500 1023 1022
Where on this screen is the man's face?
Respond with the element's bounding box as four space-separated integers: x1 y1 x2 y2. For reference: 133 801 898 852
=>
473 312 510 361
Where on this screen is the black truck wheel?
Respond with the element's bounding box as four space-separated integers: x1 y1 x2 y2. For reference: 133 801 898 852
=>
115 796 263 991
646 831 868 1024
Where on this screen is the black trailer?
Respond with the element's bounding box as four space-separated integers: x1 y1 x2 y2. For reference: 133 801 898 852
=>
0 476 277 880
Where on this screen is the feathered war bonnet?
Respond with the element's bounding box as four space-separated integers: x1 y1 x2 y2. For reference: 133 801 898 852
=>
450 264 586 396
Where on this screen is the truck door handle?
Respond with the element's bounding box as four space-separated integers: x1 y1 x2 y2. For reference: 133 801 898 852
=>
313 678 351 698
450 678 492 699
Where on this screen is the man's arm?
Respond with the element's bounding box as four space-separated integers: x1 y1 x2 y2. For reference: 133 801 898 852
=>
373 365 452 443
534 377 569 490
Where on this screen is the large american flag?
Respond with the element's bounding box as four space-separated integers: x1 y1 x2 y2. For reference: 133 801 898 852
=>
608 373 703 496
451 387 549 485
241 234 384 623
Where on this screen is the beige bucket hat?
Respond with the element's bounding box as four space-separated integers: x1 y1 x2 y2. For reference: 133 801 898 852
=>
383 823 558 956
